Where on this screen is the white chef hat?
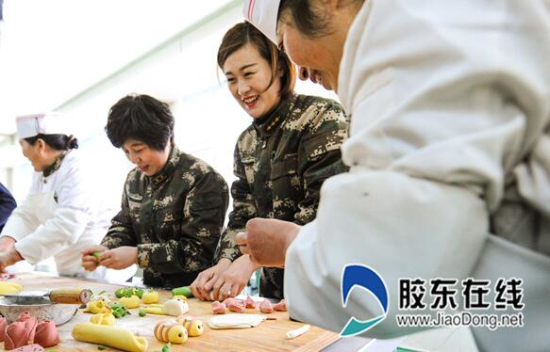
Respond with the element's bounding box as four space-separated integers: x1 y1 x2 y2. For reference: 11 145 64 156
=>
16 112 70 140
243 0 281 44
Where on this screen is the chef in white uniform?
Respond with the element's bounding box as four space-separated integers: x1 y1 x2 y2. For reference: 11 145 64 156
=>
238 1 550 351
0 112 111 278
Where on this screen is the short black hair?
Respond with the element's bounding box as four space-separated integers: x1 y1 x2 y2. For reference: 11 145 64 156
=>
278 0 332 38
278 0 364 38
105 94 174 151
25 134 78 151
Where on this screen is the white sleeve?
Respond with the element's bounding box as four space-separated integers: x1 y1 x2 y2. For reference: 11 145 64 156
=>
284 0 550 338
285 172 487 337
14 161 93 265
0 196 41 241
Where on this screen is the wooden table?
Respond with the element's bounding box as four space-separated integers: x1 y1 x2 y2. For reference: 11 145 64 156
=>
2 272 339 351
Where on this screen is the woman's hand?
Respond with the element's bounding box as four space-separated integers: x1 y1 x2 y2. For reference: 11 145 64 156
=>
212 255 259 301
0 237 16 253
96 246 138 270
81 245 108 271
0 249 23 273
190 258 232 300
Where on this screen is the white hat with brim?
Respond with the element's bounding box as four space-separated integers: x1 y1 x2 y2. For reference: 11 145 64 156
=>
16 112 69 140
243 0 281 44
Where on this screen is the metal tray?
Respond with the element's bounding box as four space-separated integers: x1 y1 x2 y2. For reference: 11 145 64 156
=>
0 296 78 326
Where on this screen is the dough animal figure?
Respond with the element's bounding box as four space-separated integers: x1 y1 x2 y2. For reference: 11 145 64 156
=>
259 299 274 314
154 320 188 344
273 299 287 312
163 298 189 316
178 316 204 337
227 300 246 313
90 313 116 326
4 313 38 350
34 320 60 347
83 300 111 314
245 295 257 309
211 301 226 314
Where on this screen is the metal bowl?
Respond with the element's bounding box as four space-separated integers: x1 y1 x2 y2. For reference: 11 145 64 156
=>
0 296 78 326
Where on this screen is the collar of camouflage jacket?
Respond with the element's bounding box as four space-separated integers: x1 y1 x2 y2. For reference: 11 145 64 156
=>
42 151 67 178
148 144 180 188
253 94 296 139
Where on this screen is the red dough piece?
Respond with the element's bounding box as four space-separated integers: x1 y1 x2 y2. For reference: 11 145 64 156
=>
5 322 35 350
5 312 38 350
273 299 287 312
34 320 59 347
245 295 257 309
16 313 37 339
227 300 246 313
222 297 235 306
259 299 274 314
0 316 8 342
211 301 227 314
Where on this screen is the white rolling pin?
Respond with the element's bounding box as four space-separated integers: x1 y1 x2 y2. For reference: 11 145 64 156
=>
286 324 311 339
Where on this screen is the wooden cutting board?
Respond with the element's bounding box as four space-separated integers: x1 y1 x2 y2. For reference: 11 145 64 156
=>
2 272 339 351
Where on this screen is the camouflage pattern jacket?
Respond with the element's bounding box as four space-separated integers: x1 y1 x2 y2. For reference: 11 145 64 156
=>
102 145 229 288
218 94 349 299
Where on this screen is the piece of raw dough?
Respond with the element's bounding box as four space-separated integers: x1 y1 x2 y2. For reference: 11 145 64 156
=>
286 325 311 339
259 299 274 313
208 314 267 329
211 301 226 314
273 299 287 312
72 322 148 352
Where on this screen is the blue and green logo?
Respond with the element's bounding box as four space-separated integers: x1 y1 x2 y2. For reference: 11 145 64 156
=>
340 264 389 336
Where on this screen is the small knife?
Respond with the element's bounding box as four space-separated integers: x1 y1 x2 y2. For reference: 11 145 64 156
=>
3 288 92 305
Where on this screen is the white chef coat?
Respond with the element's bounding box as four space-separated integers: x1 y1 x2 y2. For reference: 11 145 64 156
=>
284 1 550 351
1 150 111 277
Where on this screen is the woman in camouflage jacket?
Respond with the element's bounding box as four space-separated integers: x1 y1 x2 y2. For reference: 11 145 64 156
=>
82 94 229 288
191 22 349 300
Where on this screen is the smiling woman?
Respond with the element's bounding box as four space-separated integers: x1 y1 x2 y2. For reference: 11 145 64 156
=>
190 21 349 302
81 94 230 289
